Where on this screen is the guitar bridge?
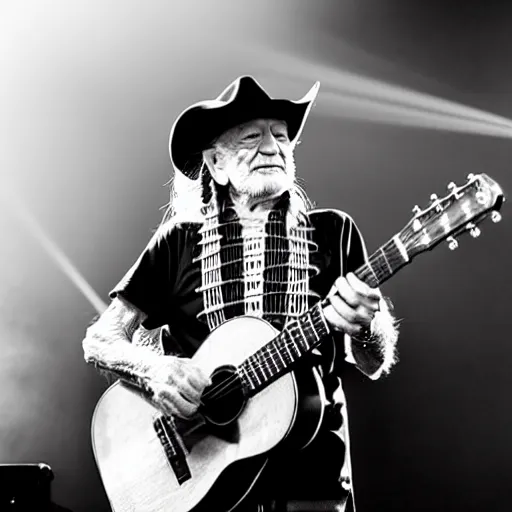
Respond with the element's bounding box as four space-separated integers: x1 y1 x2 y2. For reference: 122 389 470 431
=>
153 416 191 485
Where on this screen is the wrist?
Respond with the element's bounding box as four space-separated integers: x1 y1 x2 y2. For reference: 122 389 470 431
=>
351 325 379 347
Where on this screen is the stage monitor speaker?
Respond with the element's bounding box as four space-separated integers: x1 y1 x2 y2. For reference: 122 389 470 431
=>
0 463 53 511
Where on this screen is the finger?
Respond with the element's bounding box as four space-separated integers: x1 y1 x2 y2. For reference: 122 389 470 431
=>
323 304 362 336
172 366 203 401
329 293 373 326
183 363 212 389
346 272 381 302
355 295 381 314
178 380 202 405
168 358 210 389
331 277 360 308
159 385 198 418
192 365 212 387
186 371 207 392
343 274 380 313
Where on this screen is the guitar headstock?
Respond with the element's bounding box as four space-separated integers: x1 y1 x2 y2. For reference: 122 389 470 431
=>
399 173 505 258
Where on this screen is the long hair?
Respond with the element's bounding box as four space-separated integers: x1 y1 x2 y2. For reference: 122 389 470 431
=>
159 163 206 226
159 152 315 229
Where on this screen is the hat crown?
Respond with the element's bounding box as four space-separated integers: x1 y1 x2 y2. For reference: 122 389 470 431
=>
216 75 271 104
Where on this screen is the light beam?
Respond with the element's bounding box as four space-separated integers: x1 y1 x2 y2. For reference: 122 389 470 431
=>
1 187 107 315
242 45 512 137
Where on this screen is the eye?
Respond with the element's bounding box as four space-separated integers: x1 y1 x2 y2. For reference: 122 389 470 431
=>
242 132 261 140
274 132 289 142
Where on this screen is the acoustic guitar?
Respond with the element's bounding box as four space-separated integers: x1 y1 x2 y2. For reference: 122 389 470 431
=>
91 173 504 512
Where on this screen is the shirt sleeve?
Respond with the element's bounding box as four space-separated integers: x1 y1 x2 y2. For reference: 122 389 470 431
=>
339 212 367 277
338 214 387 379
109 223 178 330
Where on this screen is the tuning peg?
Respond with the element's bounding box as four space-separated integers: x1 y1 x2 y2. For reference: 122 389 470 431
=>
447 236 458 250
491 211 502 223
447 181 462 199
467 173 475 181
430 193 444 212
466 222 481 238
412 205 422 215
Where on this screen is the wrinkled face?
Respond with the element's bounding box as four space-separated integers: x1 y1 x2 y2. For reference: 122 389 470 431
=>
204 118 296 200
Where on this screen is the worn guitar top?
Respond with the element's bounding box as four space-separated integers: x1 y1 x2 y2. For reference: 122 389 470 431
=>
110 193 385 508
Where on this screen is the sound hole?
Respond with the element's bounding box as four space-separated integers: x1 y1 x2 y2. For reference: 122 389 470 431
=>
200 365 246 427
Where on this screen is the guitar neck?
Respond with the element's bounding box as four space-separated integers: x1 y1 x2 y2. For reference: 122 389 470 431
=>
355 234 410 288
238 232 409 395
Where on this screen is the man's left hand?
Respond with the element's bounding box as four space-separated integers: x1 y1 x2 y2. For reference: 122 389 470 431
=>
323 272 381 336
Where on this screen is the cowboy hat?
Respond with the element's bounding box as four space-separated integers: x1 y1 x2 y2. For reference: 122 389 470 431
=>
169 75 320 179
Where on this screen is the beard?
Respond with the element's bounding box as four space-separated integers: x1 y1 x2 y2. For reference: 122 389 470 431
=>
233 157 297 200
243 171 293 198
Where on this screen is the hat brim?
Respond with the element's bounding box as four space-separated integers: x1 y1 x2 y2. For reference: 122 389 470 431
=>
169 77 320 179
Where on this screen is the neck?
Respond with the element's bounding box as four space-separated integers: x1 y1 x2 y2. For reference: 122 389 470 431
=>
228 190 284 221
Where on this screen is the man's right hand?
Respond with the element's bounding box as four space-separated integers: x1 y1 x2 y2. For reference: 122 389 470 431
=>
148 356 212 419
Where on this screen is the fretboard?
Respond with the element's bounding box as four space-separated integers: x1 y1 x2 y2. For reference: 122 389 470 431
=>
355 234 410 288
238 302 330 396
237 232 410 396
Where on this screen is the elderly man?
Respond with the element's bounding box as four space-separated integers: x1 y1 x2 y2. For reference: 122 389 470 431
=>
83 76 399 512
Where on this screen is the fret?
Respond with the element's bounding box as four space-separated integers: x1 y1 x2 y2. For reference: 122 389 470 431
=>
356 236 409 288
238 364 256 392
280 330 296 365
297 321 311 351
239 303 330 396
250 361 263 387
256 348 273 380
392 234 409 262
356 261 380 288
248 349 265 379
274 341 287 368
287 322 307 354
369 250 392 283
379 247 393 274
305 313 321 345
384 239 407 272
263 345 280 377
245 366 259 391
254 351 269 383
245 355 262 386
282 328 302 361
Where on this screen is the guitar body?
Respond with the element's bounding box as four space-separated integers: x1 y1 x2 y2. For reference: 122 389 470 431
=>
92 316 326 512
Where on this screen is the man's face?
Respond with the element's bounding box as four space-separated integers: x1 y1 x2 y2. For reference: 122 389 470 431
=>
209 118 296 200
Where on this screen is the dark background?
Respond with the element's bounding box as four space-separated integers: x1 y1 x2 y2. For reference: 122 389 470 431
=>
1 1 511 510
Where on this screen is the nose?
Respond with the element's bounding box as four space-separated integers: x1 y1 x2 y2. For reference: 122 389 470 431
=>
258 130 279 155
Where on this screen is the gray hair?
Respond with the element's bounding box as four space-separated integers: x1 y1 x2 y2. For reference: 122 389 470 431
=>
159 136 314 228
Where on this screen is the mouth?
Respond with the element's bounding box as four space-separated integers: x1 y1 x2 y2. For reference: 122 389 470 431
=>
252 164 284 173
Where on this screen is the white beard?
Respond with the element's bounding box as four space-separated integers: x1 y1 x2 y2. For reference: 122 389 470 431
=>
241 170 294 199
230 155 297 201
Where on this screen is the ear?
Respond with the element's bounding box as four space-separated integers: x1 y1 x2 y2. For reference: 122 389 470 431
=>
203 148 229 186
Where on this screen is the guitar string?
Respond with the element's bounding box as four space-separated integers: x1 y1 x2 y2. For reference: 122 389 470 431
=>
200 248 404 404
200 269 393 404
200 269 384 403
199 315 333 404
200 318 317 402
200 333 303 402
200 300 346 403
